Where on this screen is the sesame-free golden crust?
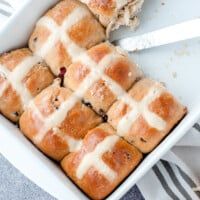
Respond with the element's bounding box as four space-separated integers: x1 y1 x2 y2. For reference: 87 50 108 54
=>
29 0 105 76
20 82 101 161
46 0 77 25
80 0 116 24
64 42 142 114
88 0 115 16
61 123 142 199
0 48 32 71
0 48 54 122
68 15 105 49
0 84 23 122
23 61 54 96
107 78 187 153
79 0 144 35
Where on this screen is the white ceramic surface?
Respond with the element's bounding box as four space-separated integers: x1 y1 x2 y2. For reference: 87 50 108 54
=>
0 0 200 199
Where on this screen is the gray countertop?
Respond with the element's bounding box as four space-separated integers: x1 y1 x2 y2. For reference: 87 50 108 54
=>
0 155 144 200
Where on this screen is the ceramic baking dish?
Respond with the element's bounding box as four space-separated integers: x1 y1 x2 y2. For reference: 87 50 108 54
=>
0 0 200 199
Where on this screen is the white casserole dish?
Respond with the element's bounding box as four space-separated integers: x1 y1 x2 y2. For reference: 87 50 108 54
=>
0 0 200 199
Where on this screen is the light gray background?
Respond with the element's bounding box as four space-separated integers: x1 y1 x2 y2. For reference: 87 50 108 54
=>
0 154 144 200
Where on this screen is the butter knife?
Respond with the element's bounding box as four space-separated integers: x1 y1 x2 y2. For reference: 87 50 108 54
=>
114 18 200 52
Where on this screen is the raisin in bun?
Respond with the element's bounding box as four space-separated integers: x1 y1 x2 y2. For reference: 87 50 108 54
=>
79 0 144 35
20 79 101 161
107 78 187 153
64 42 142 116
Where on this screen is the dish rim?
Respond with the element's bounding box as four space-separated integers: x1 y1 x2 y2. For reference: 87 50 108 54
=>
1 1 200 200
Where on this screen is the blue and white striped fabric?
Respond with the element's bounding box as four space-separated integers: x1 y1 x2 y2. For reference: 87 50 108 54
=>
0 1 200 199
125 123 200 200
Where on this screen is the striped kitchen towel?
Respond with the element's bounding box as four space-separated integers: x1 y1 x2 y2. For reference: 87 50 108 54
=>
0 1 200 200
123 123 200 200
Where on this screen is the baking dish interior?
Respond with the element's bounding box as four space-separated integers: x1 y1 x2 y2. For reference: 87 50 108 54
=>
0 0 200 200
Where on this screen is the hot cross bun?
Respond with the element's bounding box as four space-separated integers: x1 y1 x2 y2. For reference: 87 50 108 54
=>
107 78 187 153
0 48 54 122
64 42 143 115
61 123 142 200
78 0 144 35
19 79 101 161
29 0 105 76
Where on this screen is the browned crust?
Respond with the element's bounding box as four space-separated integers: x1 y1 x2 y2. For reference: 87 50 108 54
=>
0 48 32 71
68 15 105 49
79 0 143 36
0 48 54 122
61 123 142 199
20 82 101 161
29 0 105 76
23 61 54 96
64 42 142 113
108 78 187 153
29 26 50 53
44 42 73 75
46 0 78 25
0 85 23 122
87 0 116 17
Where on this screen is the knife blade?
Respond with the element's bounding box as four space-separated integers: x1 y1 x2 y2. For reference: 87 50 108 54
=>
114 18 200 52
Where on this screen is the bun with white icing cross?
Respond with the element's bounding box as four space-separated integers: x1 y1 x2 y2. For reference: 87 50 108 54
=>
64 42 143 115
19 79 101 161
0 48 54 122
107 78 187 153
0 0 188 198
78 0 144 35
29 0 105 76
61 123 142 200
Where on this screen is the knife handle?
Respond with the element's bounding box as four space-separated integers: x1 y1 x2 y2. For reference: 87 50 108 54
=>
115 18 200 52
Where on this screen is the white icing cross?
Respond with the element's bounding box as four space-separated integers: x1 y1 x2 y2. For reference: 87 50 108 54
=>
0 56 42 107
75 52 123 97
76 52 166 133
76 135 118 181
117 85 167 136
32 93 80 144
30 50 165 150
53 128 83 152
32 52 120 144
36 7 88 63
29 99 83 152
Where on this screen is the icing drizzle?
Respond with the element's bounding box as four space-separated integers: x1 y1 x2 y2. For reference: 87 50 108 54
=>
76 135 118 181
36 7 88 62
75 52 167 134
30 48 166 152
32 53 120 144
0 56 42 107
117 85 167 136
